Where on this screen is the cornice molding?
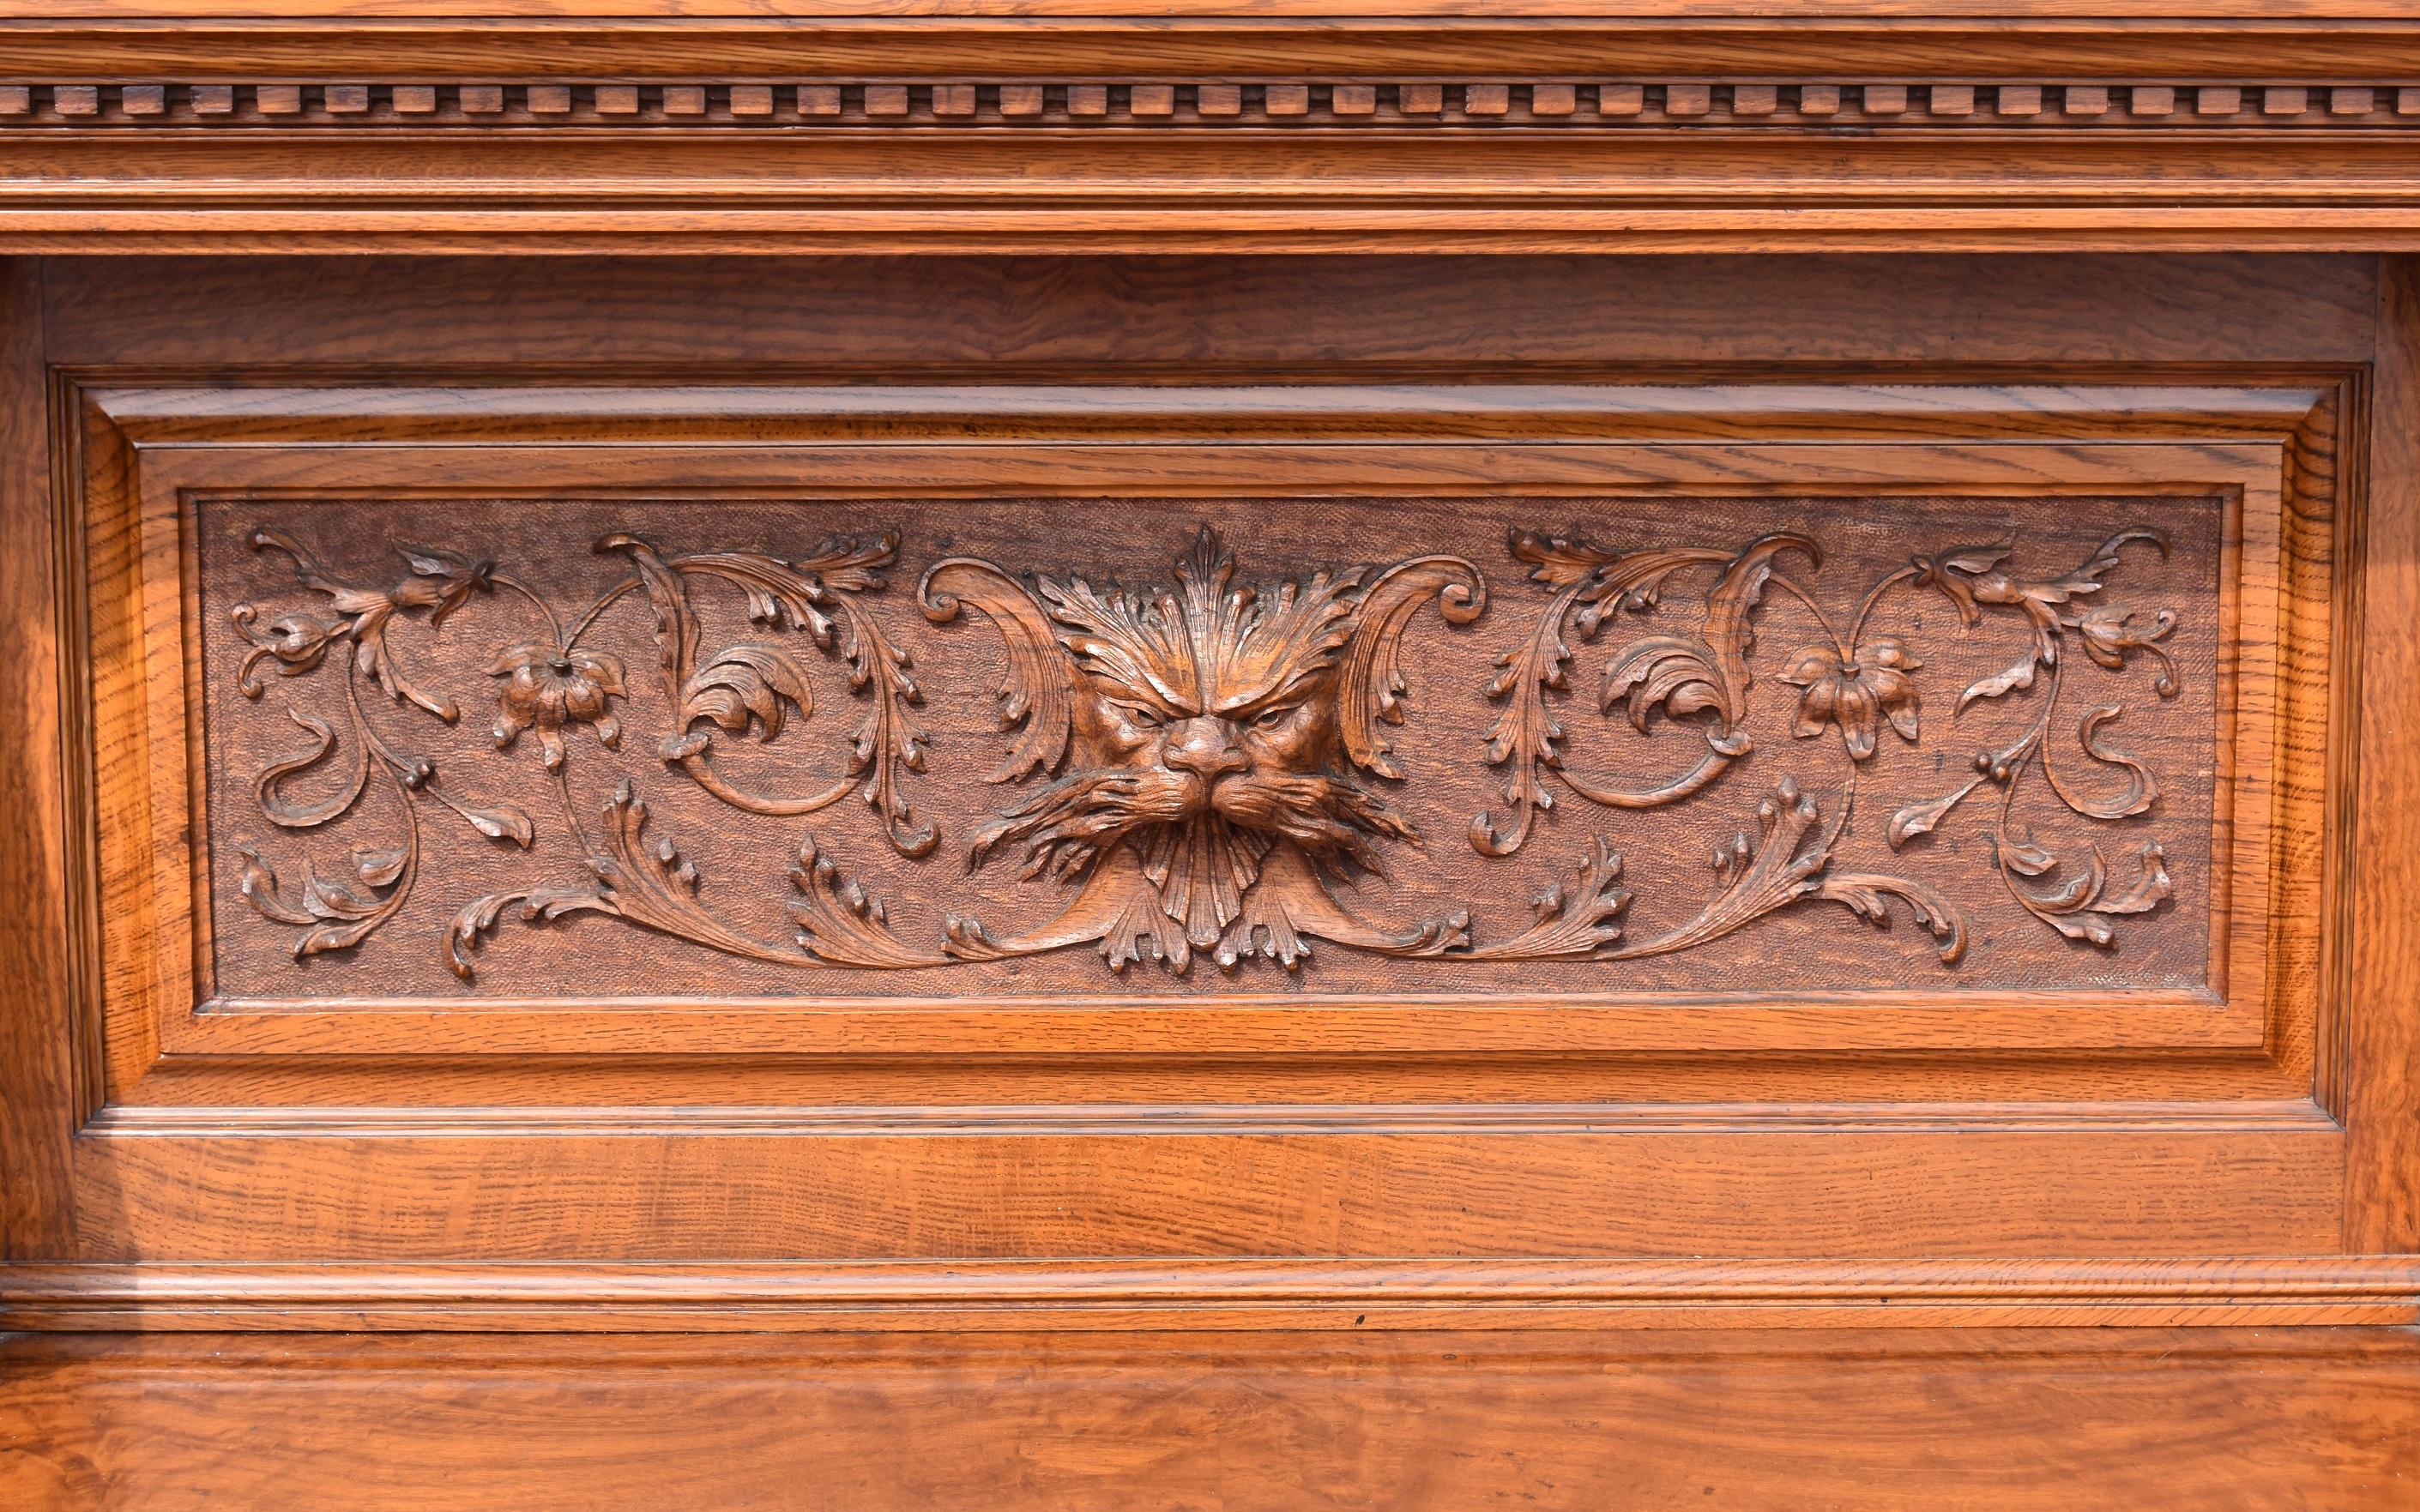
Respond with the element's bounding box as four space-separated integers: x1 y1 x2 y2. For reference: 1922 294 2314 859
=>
5 78 2419 130
3 18 2419 250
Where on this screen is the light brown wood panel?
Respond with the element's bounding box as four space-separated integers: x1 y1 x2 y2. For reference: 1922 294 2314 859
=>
62 1126 2345 1262
9 1256 2418 1334
0 256 2390 1331
0 2 2417 1495
4 1329 2418 1512
86 1056 2356 1110
19 3 2420 22
89 425 2319 1063
11 258 2357 1303
2345 258 2420 1250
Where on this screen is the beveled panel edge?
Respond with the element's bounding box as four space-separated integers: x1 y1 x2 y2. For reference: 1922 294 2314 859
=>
57 380 2339 1074
81 1095 2345 1136
3 1255 2414 1333
81 380 2345 441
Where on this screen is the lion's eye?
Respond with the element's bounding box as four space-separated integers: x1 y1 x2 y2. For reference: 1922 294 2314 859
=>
1123 703 1166 729
1252 706 1294 730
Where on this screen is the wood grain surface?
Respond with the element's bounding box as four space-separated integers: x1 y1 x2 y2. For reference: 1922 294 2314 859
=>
2344 258 2420 1250
0 8 2409 1493
0 260 80 1258
4 1328 2419 1512
50 1125 2345 1262
0 0 2411 1493
1 14 2420 253
42 255 2380 370
9 1254 2413 1332
0 251 2364 1295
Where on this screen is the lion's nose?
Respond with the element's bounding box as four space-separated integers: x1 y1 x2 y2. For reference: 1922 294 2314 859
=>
1164 718 1250 781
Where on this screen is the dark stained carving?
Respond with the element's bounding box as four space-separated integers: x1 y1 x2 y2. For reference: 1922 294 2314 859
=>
223 509 2194 985
1886 532 2182 948
230 531 534 958
1480 523 2182 954
233 526 932 973
921 527 1504 973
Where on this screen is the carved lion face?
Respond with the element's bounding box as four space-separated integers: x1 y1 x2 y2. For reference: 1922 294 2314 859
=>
924 527 1482 949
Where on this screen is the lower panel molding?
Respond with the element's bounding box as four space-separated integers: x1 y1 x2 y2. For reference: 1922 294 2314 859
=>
4 1328 2418 1512
6 1256 2417 1333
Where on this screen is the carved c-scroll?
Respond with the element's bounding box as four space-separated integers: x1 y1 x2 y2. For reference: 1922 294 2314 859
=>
226 513 2186 983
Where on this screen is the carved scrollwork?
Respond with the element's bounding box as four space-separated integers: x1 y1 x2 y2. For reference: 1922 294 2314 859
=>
1886 531 2182 948
226 511 2190 983
228 531 534 959
1480 521 2183 956
234 526 935 975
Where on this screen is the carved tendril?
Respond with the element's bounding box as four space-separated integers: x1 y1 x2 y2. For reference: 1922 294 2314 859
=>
600 531 938 858
446 770 942 981
1605 773 1964 965
232 534 534 960
1886 529 2181 949
1484 520 2182 960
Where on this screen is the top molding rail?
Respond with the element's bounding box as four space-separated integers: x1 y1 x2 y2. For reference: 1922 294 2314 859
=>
6 13 2420 251
5 79 2420 130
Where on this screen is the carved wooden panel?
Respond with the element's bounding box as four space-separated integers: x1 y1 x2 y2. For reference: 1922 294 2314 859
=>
18 256 2364 1290
198 493 2218 999
65 364 2328 1081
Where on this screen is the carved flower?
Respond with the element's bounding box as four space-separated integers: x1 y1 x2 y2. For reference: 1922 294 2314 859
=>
230 605 346 696
1909 542 2015 628
2070 603 2180 696
386 543 494 629
2073 603 2155 660
487 644 626 769
1779 636 1922 761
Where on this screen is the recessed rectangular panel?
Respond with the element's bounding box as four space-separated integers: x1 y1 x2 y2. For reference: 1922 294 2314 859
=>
196 491 2223 1003
45 282 2351 1275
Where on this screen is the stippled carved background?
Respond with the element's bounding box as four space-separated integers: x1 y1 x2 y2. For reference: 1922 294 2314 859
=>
198 494 2220 999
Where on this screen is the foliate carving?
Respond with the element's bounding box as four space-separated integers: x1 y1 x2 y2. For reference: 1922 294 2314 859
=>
920 528 1497 973
1887 534 2181 948
224 511 2193 984
232 525 932 975
1478 524 2182 955
230 531 535 957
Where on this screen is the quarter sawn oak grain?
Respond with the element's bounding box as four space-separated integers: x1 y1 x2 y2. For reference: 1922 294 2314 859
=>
2 3 2419 1491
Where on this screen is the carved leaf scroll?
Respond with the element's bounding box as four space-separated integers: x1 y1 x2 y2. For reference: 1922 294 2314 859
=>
226 511 2192 983
1483 521 2185 955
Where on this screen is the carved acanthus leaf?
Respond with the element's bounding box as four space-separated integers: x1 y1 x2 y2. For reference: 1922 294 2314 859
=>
920 557 1076 782
226 515 2189 980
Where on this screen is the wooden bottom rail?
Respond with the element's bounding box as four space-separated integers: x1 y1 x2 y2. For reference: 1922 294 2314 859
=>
6 1256 2419 1332
4 1328 2418 1511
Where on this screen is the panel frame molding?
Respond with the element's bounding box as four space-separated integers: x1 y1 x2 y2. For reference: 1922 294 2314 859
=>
4 247 2405 1342
5 1255 2417 1334
62 378 2344 1071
